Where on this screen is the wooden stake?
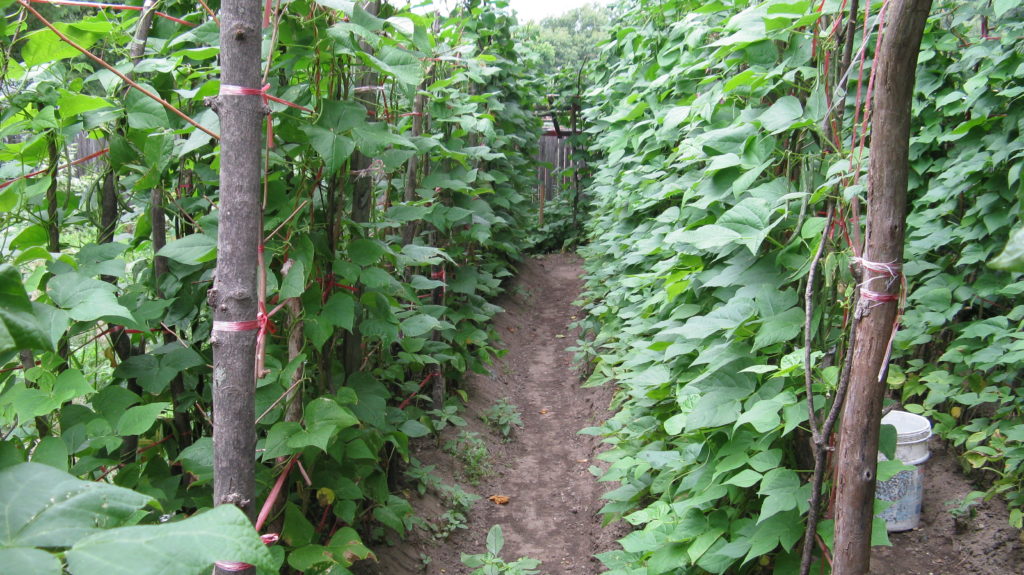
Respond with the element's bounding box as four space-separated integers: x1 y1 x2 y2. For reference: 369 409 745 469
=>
211 0 263 572
832 1 932 573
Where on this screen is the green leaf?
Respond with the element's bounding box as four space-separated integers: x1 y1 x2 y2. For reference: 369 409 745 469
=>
282 503 314 547
485 524 504 556
879 424 897 461
399 420 431 438
0 547 62 575
753 308 805 350
29 437 67 471
0 264 51 355
57 91 114 119
66 505 275 575
125 87 169 130
322 292 355 332
115 403 170 436
990 225 1024 272
348 238 386 267
725 469 763 488
400 314 439 338
300 100 364 173
0 462 152 548
355 45 424 87
176 438 213 485
156 234 217 265
279 259 306 299
261 422 301 461
757 468 806 522
47 273 132 323
759 96 803 133
305 397 359 431
994 0 1017 18
22 23 106 66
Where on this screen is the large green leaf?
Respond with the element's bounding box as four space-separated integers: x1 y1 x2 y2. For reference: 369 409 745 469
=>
0 547 61 575
990 225 1024 272
0 463 152 548
0 264 51 355
156 234 217 265
758 95 803 133
300 100 364 174
57 91 114 119
46 273 135 323
21 22 109 67
65 505 276 575
125 87 169 130
362 45 425 86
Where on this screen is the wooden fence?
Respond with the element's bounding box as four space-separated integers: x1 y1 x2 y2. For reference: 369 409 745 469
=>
536 131 581 200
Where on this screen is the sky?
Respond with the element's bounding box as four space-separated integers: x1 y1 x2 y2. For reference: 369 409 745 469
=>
505 0 612 22
408 0 611 22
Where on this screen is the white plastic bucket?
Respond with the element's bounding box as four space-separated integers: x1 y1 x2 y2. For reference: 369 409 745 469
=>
876 410 932 532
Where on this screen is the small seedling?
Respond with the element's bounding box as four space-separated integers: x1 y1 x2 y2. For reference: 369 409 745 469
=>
946 490 984 532
426 404 468 434
405 457 442 495
444 430 491 484
430 509 469 540
461 525 545 575
440 481 481 511
481 398 523 441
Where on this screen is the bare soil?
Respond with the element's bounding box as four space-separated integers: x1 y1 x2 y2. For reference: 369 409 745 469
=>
870 439 1024 575
362 253 623 575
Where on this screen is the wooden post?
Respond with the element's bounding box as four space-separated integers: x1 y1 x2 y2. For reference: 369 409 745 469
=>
538 182 545 227
832 1 932 573
211 0 263 571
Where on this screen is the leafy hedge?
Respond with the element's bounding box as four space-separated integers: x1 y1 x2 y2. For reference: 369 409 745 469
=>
0 0 540 572
577 0 1024 573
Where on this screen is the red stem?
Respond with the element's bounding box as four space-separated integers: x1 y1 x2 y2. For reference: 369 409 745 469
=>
254 454 299 532
0 148 109 191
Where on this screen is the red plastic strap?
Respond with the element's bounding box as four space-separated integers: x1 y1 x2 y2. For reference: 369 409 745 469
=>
219 84 313 148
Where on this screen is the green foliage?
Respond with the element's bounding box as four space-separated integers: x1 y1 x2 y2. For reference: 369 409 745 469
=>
480 397 522 440
460 525 544 575
515 3 610 79
0 463 275 575
444 430 492 484
575 0 1024 572
0 0 540 567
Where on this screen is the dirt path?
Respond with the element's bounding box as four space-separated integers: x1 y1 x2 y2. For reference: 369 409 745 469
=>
368 253 621 574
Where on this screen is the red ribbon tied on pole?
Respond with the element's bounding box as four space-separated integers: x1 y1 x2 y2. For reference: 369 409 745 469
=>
219 84 313 148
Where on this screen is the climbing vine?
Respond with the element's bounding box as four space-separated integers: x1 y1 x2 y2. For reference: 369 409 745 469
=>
577 0 1024 573
0 0 540 572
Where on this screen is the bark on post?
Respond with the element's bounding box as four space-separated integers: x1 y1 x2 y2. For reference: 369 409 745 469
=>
210 0 263 567
832 1 932 573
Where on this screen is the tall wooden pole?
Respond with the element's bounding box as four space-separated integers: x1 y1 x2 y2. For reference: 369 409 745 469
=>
832 1 932 573
211 0 263 573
